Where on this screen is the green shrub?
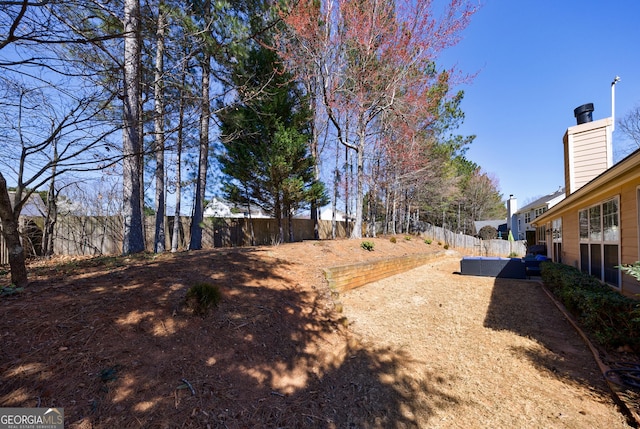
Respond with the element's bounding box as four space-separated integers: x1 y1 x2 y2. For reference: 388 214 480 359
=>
424 239 432 245
443 244 449 250
360 241 375 251
389 236 397 243
185 282 222 316
404 236 411 241
508 252 519 258
541 262 640 352
0 284 23 297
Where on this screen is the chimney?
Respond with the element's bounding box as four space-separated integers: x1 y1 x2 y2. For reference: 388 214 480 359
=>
573 103 594 125
507 194 518 238
563 103 613 195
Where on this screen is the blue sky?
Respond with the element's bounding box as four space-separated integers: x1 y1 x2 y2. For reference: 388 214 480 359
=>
441 0 640 206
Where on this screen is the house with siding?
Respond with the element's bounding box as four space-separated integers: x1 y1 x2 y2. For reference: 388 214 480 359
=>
533 103 640 297
507 188 565 243
203 198 270 219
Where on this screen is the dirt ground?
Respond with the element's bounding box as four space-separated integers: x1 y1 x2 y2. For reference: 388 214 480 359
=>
0 237 638 428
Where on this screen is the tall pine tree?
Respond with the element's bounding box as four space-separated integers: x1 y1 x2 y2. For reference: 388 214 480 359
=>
217 45 326 243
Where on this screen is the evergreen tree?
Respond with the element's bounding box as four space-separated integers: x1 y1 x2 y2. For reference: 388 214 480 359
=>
217 45 326 243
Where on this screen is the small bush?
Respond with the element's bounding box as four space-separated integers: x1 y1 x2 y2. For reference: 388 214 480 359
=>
508 252 519 258
404 236 411 241
360 241 375 251
389 236 397 243
185 282 222 316
424 239 432 245
478 225 498 240
443 244 449 250
0 285 23 297
541 262 640 352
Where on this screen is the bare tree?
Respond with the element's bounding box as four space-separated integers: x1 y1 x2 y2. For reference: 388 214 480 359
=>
0 78 121 286
282 0 476 238
0 0 130 285
618 105 640 151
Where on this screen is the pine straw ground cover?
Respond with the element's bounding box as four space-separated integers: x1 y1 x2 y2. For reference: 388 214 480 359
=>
0 237 637 428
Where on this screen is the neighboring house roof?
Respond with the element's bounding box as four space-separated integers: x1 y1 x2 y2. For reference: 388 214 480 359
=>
517 187 565 214
534 147 640 225
8 192 46 217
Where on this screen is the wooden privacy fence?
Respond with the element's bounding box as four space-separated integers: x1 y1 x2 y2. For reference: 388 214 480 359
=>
0 216 351 263
416 222 527 257
161 217 349 250
0 215 525 263
54 216 122 256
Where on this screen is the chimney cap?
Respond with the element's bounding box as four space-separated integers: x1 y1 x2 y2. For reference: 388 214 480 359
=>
574 103 594 125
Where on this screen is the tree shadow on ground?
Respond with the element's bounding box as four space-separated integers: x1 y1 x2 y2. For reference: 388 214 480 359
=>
483 277 611 393
0 248 457 428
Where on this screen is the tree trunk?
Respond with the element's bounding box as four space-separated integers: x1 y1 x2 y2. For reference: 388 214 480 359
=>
153 5 166 253
383 186 389 235
331 139 340 240
275 196 283 244
391 178 398 235
350 127 365 239
189 47 211 250
0 174 28 288
42 178 57 257
42 141 58 257
122 0 145 254
309 80 320 240
344 146 351 237
171 46 187 253
288 208 294 243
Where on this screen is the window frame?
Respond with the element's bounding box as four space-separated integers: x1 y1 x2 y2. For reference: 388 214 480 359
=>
552 217 562 263
578 196 620 288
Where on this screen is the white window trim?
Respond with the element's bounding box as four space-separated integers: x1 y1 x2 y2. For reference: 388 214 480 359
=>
578 196 621 288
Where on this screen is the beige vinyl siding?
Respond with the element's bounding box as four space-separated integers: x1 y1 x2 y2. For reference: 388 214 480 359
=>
544 182 640 297
537 135 640 297
620 185 640 296
572 127 609 190
563 117 613 194
562 213 580 269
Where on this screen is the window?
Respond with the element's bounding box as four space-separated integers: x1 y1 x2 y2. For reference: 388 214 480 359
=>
579 210 588 241
589 205 601 241
603 198 619 241
552 218 562 263
536 225 546 244
578 197 620 287
534 207 547 217
524 212 531 224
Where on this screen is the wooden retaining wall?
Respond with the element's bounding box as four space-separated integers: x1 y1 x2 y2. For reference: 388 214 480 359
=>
324 251 447 293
